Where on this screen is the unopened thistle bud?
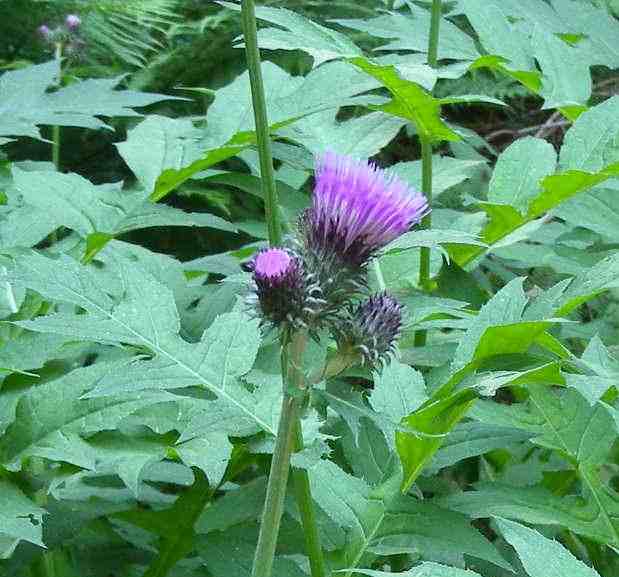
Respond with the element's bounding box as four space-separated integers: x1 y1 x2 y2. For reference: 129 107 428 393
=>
37 24 52 41
65 14 81 30
336 292 403 367
250 248 318 329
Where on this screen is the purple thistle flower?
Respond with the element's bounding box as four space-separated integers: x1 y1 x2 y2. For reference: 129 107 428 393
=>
65 14 81 30
250 248 312 328
254 248 292 279
302 151 429 268
37 24 52 40
337 292 403 367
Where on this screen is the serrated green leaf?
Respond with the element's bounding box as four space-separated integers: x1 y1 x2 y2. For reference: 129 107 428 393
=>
390 156 486 197
460 0 534 71
0 363 174 470
559 96 619 172
369 361 427 426
334 7 478 61
426 421 533 474
116 115 215 196
449 278 559 373
528 385 616 468
279 110 406 159
12 168 235 260
351 58 460 143
440 480 619 548
532 26 592 109
197 524 307 577
496 517 601 577
341 418 395 487
120 470 211 577
0 60 180 141
554 253 619 316
396 388 477 492
0 479 46 552
6 250 271 436
384 229 485 258
488 137 557 214
194 478 266 535
220 1 362 66
307 460 507 573
174 433 232 487
450 161 619 266
566 335 619 403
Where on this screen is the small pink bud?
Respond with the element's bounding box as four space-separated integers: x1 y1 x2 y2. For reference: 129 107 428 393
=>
37 24 52 39
65 14 81 30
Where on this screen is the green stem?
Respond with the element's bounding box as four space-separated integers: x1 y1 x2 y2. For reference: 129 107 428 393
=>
252 331 307 577
52 125 60 171
241 3 325 575
52 42 63 171
241 0 281 246
414 0 442 348
427 0 442 68
291 426 328 577
414 137 433 347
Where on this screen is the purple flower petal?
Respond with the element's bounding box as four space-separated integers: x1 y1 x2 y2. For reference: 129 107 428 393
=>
305 151 429 266
253 248 292 280
65 14 81 30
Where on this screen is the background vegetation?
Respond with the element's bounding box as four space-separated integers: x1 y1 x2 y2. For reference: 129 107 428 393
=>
0 1 618 576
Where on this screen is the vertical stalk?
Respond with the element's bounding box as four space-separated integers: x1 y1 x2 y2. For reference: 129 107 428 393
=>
291 426 327 577
241 0 281 246
415 0 442 348
252 332 305 577
427 0 442 68
241 5 326 577
52 42 63 171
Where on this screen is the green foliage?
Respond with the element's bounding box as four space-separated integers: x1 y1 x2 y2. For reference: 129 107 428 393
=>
0 1 618 576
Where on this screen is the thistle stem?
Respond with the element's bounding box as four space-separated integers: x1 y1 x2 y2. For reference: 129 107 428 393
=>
252 332 312 577
52 42 63 172
241 0 281 246
242 5 324 575
291 426 328 577
415 0 442 348
427 0 442 68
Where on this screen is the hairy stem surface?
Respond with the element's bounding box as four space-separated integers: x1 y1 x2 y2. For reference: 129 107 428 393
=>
252 332 305 577
241 0 281 246
292 425 328 577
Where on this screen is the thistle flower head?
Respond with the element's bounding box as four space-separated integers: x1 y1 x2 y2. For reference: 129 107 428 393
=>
65 14 81 30
253 248 292 280
37 24 52 40
302 152 429 268
337 292 403 367
250 248 314 329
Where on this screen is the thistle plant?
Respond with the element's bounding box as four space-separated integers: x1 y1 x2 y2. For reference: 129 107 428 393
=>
250 152 427 364
37 13 85 172
37 13 84 55
3 0 617 576
248 151 428 577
